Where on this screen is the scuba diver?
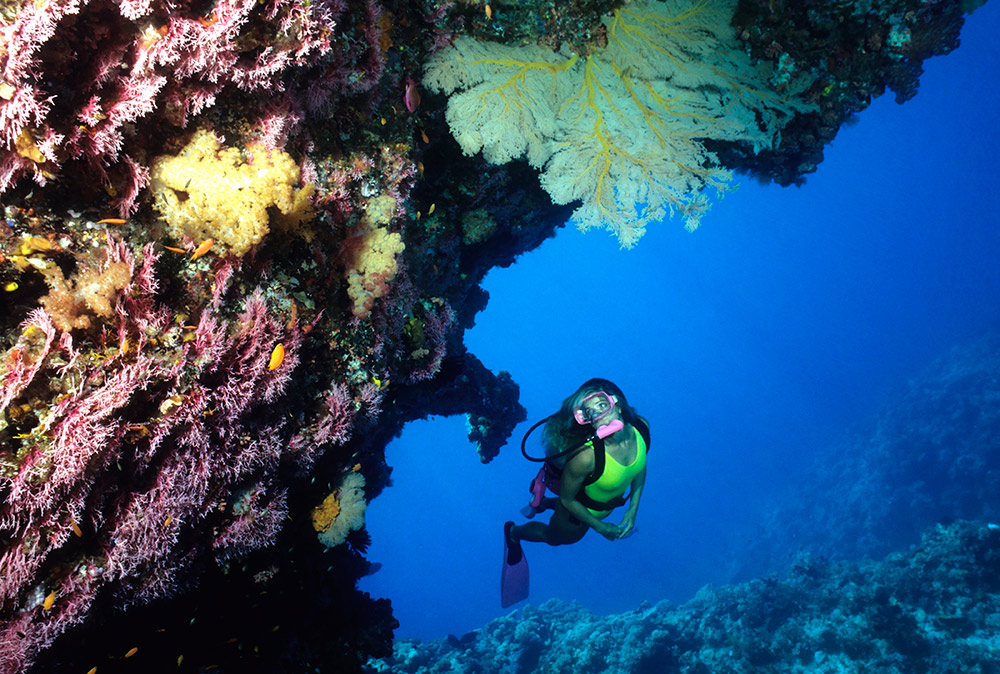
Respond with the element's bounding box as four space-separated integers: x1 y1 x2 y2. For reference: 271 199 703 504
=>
501 378 650 607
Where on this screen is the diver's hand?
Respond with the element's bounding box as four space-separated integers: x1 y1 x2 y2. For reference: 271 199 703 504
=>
594 521 622 541
618 513 636 539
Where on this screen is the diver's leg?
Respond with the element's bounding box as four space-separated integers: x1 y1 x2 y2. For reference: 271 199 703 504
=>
510 504 587 546
510 521 549 543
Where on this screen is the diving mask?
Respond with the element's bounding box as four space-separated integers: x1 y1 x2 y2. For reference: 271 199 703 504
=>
573 391 617 425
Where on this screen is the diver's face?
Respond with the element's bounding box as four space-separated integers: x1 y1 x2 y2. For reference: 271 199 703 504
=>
578 392 617 426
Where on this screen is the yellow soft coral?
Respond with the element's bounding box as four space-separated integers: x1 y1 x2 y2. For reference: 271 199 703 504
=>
342 195 405 319
149 129 314 256
345 227 405 319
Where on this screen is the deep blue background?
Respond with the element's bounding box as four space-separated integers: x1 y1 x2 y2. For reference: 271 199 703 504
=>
361 2 1000 641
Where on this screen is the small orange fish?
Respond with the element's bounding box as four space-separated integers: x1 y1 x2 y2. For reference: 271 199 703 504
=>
96 218 127 225
420 130 429 144
268 343 285 370
71 518 83 537
163 245 187 254
124 647 138 658
190 238 214 261
86 667 97 674
164 516 172 527
42 590 56 611
485 3 492 20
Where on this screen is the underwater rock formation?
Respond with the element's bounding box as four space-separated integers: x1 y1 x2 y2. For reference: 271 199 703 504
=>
374 520 1000 674
733 331 1000 583
0 0 988 670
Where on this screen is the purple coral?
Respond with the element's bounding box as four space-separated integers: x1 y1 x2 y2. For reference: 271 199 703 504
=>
0 239 306 671
0 309 57 412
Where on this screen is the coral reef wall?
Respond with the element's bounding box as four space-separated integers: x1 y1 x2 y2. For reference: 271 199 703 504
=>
0 0 987 671
374 521 1000 674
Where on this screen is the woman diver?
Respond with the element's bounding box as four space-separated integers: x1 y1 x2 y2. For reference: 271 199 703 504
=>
501 378 650 607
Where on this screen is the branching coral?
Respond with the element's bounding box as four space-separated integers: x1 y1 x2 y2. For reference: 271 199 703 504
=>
423 0 815 247
149 129 314 256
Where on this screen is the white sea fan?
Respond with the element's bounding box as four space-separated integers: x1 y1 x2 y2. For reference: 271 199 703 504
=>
423 0 815 247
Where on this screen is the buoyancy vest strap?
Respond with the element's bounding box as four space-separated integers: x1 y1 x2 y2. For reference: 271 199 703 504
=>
576 418 650 510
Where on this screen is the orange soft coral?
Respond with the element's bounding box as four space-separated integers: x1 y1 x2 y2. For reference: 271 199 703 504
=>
38 261 131 332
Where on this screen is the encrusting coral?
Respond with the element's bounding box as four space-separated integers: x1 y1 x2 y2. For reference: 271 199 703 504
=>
150 129 314 256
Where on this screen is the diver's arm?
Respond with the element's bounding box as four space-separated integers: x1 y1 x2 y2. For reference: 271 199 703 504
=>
618 466 646 538
559 451 622 541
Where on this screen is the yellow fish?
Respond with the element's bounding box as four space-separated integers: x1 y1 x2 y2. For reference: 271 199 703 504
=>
42 590 56 611
268 343 285 370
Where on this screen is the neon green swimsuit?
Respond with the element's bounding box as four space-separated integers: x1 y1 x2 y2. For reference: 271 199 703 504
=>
582 426 647 517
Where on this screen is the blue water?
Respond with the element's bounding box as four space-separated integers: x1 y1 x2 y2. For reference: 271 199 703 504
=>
361 2 1000 641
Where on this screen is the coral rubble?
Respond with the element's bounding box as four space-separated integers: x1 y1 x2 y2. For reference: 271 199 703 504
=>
375 520 1000 674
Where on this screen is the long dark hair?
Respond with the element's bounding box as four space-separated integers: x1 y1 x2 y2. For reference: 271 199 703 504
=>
541 378 640 458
